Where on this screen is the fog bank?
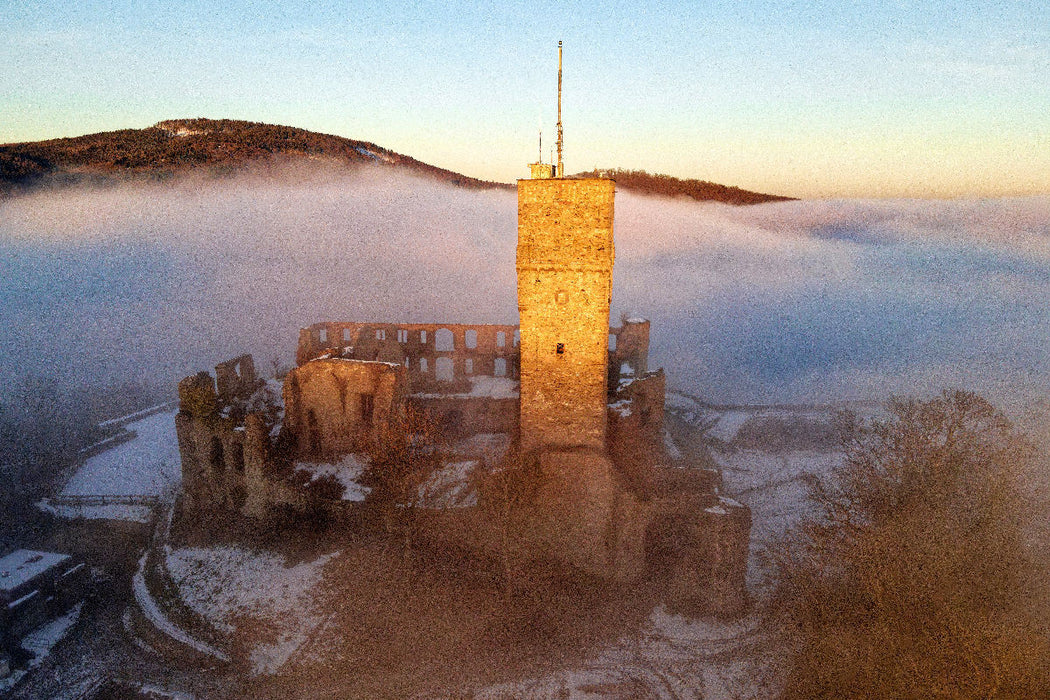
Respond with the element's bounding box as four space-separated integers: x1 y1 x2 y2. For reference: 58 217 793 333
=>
1 168 1047 409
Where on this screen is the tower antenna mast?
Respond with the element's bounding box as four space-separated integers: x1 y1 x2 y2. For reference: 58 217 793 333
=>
556 40 563 177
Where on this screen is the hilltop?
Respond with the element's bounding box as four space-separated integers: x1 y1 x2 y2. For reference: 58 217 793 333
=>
0 118 508 196
574 168 796 205
0 119 792 204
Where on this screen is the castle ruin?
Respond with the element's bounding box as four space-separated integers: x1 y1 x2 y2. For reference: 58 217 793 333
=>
175 45 751 615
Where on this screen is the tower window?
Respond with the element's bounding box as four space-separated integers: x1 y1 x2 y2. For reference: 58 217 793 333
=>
343 328 352 342
420 330 427 344
556 343 565 354
318 328 328 343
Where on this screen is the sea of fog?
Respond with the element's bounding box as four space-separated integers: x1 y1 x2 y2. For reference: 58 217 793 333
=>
1 167 1048 412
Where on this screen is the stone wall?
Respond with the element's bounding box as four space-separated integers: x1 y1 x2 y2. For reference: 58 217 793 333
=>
296 322 521 393
283 358 407 461
517 178 616 453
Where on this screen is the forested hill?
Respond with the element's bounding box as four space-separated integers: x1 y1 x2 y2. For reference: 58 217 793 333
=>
0 118 510 196
0 119 794 204
575 168 795 205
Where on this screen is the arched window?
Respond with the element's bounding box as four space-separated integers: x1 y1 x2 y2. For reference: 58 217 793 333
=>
435 328 454 352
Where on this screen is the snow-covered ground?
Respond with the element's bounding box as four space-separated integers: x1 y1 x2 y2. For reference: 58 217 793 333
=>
62 409 182 499
40 409 182 522
165 546 338 675
296 454 371 502
472 607 777 700
0 603 83 694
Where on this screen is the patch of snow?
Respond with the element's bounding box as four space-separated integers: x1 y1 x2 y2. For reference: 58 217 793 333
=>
295 454 370 501
473 607 773 700
625 317 647 324
465 376 519 398
413 376 519 399
98 403 173 430
706 411 753 443
609 399 632 418
354 146 379 161
620 362 634 377
451 433 511 464
0 550 70 592
0 603 83 693
419 460 478 509
132 554 230 662
61 409 181 500
165 547 337 674
37 500 153 523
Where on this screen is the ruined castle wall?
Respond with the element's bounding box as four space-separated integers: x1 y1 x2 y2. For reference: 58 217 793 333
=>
608 318 650 387
175 374 254 514
297 322 521 391
214 354 259 404
283 358 407 461
517 178 615 453
649 497 752 617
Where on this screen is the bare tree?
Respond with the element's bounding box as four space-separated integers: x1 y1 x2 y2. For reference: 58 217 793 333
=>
773 390 1050 698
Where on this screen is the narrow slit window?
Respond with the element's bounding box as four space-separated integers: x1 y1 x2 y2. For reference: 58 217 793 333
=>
465 359 473 374
556 343 565 355
343 328 352 342
420 330 427 344
496 331 506 348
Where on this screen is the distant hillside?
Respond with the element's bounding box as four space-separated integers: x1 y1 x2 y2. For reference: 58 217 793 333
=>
576 168 795 205
0 118 509 196
0 119 794 204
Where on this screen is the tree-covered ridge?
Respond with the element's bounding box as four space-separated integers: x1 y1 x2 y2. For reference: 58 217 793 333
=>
575 168 795 205
0 118 510 195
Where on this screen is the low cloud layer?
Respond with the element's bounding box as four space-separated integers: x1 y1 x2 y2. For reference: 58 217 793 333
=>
1 167 1047 411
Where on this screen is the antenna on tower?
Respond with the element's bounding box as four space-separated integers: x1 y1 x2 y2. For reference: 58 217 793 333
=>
556 40 564 177
538 129 542 164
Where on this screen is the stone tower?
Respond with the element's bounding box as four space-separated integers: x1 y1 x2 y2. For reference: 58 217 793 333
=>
516 177 615 452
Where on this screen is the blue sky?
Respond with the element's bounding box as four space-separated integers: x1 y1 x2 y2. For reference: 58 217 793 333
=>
2 0 1048 197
